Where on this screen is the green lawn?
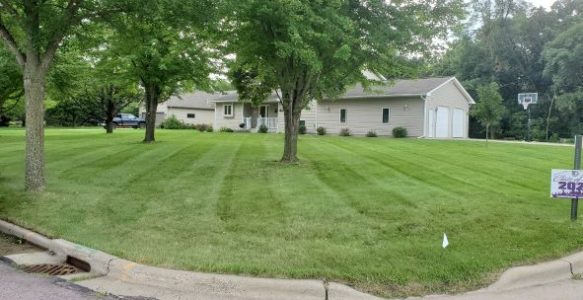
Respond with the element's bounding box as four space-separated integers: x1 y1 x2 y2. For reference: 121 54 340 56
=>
0 128 582 297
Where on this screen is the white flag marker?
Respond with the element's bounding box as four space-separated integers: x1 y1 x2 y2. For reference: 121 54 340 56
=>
442 233 449 249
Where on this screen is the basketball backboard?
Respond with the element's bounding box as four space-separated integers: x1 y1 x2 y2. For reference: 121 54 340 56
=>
518 93 538 110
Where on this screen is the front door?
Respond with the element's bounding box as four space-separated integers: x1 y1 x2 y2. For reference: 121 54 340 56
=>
259 106 268 118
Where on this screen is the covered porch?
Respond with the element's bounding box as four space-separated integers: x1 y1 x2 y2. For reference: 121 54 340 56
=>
241 102 279 132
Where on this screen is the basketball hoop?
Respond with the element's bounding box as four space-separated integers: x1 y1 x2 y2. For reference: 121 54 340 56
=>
518 93 538 111
518 93 538 142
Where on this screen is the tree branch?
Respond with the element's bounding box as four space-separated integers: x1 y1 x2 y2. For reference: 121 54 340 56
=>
41 0 83 69
0 17 25 69
0 0 18 16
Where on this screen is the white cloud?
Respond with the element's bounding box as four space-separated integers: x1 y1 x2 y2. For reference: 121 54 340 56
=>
528 0 554 9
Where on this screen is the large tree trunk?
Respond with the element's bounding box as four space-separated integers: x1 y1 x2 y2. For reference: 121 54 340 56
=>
105 95 116 134
143 83 159 143
281 100 301 163
23 64 47 192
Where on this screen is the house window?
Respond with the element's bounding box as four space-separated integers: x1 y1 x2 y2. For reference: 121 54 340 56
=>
224 104 233 117
187 113 195 119
382 108 390 123
299 120 306 127
340 109 346 123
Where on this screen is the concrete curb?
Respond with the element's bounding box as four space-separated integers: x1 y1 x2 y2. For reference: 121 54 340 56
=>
0 219 381 300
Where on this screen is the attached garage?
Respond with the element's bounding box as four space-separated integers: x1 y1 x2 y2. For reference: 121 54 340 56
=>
424 78 475 139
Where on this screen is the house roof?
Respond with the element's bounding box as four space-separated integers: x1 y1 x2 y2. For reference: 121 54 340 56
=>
166 91 235 110
209 77 474 104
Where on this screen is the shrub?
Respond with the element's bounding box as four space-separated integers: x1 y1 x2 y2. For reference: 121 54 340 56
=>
392 126 408 138
206 126 213 133
258 124 269 133
366 130 377 137
197 124 209 132
239 123 246 129
219 127 234 133
299 125 307 135
160 115 187 129
339 128 351 136
317 127 326 136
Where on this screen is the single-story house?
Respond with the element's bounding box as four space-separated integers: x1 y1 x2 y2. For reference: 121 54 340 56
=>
142 77 474 138
139 91 225 127
211 77 475 138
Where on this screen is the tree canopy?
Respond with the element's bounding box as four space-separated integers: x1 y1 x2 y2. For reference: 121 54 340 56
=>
227 0 464 162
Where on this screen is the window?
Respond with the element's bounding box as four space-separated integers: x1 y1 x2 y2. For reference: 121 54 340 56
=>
340 109 346 123
187 113 195 119
299 120 306 127
224 104 233 117
382 108 390 123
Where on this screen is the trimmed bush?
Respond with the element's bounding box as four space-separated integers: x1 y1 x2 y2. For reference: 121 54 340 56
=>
206 126 213 133
258 124 269 133
219 127 234 133
392 126 408 138
197 124 209 132
299 125 307 135
160 115 187 129
366 130 377 137
339 128 351 137
317 127 326 136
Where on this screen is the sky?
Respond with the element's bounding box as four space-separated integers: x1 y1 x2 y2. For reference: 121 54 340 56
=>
528 0 555 9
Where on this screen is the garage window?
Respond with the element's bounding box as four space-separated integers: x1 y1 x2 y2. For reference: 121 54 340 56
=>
224 104 233 117
187 113 195 119
382 108 390 123
340 109 347 123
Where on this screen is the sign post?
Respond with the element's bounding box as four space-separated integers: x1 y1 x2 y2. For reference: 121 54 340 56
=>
550 135 583 221
572 135 582 220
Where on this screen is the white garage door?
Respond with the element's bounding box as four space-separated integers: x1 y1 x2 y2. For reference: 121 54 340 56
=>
452 109 465 138
435 107 450 138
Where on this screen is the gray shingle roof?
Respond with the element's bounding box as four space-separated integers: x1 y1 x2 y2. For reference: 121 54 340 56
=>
209 77 459 103
340 77 453 99
166 91 235 109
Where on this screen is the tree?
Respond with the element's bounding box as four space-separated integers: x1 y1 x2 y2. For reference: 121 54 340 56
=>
0 0 114 191
472 82 506 140
0 45 22 126
228 0 463 163
109 0 218 143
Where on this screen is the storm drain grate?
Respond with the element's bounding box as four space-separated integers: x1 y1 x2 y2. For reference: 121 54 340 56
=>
22 264 81 276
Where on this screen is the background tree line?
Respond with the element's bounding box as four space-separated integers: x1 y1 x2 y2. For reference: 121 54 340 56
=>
434 0 583 141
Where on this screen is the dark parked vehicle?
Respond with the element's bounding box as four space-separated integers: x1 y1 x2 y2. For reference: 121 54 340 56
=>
112 113 146 129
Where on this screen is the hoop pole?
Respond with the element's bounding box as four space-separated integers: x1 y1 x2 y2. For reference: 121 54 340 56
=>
527 107 532 142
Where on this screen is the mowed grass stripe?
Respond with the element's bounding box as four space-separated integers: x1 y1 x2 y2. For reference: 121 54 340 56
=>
1 128 583 298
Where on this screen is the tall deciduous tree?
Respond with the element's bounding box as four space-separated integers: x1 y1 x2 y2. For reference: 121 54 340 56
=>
472 82 506 141
227 0 463 163
543 22 583 137
109 0 218 143
0 0 111 191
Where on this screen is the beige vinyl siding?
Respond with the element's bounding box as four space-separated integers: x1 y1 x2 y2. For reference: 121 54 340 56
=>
316 97 424 136
426 80 471 138
167 108 214 125
276 101 318 134
214 103 245 130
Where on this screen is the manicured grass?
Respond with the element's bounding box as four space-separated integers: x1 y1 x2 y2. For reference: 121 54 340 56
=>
0 128 582 297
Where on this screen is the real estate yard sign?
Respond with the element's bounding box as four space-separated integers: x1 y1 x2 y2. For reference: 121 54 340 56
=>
551 170 583 199
551 135 583 220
